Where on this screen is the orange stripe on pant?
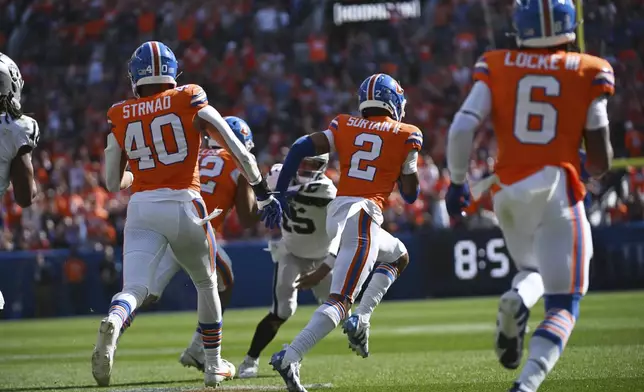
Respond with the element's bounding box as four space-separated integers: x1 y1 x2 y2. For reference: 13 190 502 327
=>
215 251 233 289
192 199 216 274
340 210 372 300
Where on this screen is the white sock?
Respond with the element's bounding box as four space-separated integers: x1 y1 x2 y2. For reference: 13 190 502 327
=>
518 336 561 391
282 301 345 365
355 264 397 322
512 271 544 309
108 287 147 333
194 276 223 368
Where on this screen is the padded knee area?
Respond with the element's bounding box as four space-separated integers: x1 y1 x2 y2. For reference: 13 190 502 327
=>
544 294 582 319
193 274 217 290
394 253 409 274
275 299 297 320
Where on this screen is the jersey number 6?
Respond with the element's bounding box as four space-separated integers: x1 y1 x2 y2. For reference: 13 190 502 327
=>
125 113 188 170
348 133 383 182
514 75 560 145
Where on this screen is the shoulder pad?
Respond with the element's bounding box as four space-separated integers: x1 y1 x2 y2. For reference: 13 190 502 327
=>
6 115 40 150
297 177 337 199
179 84 208 108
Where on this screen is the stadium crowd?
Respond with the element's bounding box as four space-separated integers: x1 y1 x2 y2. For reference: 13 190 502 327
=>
1 0 643 251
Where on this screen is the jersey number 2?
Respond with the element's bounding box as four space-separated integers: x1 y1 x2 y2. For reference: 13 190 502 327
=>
125 113 188 170
348 133 383 181
514 75 560 145
200 155 225 194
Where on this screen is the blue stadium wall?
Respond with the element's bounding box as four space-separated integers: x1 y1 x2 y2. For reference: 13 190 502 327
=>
1 225 644 319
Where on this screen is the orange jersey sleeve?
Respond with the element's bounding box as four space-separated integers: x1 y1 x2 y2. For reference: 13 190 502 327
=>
482 49 615 202
198 148 240 232
107 84 209 194
330 114 423 210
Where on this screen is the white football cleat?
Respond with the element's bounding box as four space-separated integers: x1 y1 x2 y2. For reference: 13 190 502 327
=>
179 345 205 372
205 358 236 387
270 346 307 392
495 290 530 370
238 355 259 379
91 316 119 386
342 314 370 358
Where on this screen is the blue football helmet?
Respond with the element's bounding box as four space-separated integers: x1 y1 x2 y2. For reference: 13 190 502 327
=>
358 74 407 122
513 0 577 48
128 41 178 97
207 116 254 151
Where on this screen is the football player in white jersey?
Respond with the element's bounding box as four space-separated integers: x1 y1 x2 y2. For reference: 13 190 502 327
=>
0 53 38 207
237 155 409 378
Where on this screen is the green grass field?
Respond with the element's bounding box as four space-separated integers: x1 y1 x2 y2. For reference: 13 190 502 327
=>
1 291 643 392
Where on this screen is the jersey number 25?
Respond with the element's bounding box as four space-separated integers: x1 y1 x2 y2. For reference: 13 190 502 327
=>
125 113 188 170
514 75 559 145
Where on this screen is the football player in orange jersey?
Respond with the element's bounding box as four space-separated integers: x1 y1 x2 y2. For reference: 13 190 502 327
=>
115 116 260 372
269 74 422 391
445 1 613 391
94 41 281 388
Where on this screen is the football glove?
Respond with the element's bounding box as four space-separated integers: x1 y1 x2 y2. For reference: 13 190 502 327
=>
445 182 471 218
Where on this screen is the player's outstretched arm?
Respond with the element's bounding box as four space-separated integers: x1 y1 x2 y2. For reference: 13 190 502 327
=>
275 133 330 193
10 146 37 207
234 175 260 228
103 133 133 192
583 97 613 178
195 105 281 228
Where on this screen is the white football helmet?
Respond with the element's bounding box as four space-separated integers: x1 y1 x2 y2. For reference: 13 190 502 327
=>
297 153 329 184
0 52 24 110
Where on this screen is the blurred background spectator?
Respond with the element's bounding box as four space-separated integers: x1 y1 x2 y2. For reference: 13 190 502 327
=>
0 0 643 251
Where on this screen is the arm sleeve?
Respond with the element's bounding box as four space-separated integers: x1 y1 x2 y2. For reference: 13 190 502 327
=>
197 105 263 185
585 97 609 131
447 81 492 184
401 150 418 175
266 163 283 191
104 133 124 193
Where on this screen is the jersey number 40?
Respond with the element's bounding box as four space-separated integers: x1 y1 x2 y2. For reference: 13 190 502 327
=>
514 75 560 145
125 113 188 170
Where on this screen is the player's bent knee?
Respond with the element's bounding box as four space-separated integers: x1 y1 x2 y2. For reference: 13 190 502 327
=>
267 312 289 326
275 301 297 320
394 252 409 275
142 295 160 307
117 284 149 306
